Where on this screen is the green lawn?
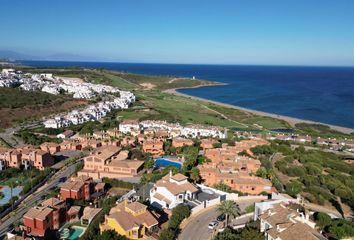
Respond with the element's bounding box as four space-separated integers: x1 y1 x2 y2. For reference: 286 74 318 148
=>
295 123 354 138
115 90 290 131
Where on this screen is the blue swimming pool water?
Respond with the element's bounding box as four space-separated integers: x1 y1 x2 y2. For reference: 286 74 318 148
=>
68 226 85 240
155 158 182 169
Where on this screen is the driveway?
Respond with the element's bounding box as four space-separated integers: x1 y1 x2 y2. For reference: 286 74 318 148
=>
179 197 264 240
178 207 219 240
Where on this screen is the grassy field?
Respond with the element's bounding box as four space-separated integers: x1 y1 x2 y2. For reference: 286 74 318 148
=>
116 90 290 130
295 123 354 138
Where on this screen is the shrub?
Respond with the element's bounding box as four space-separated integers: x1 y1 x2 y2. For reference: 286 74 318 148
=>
285 180 303 197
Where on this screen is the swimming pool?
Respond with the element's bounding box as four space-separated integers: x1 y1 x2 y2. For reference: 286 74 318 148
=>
155 157 182 169
59 225 86 240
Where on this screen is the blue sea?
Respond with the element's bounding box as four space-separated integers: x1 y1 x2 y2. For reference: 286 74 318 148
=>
20 61 354 129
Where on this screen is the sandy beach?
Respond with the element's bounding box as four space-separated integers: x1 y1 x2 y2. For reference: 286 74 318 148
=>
164 86 354 134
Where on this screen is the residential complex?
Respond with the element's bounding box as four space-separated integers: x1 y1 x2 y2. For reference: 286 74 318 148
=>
119 120 227 139
0 68 131 100
77 146 144 180
199 139 273 194
43 92 135 128
0 69 135 129
0 147 54 171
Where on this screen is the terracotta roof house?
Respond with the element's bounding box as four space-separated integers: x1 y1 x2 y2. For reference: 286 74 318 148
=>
0 148 22 170
81 207 102 226
18 148 54 170
60 140 82 151
200 138 218 149
259 203 325 240
81 139 102 149
67 206 81 222
40 142 61 154
142 139 164 155
60 176 94 201
198 160 273 195
23 197 66 237
150 172 198 209
100 200 158 240
172 137 194 148
77 146 144 180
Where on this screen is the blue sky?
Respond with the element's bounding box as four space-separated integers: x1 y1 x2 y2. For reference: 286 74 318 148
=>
1 0 354 65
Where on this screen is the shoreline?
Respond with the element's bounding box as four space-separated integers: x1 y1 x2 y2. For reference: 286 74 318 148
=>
164 85 354 134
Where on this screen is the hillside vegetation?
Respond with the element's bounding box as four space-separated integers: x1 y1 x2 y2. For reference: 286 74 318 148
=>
251 141 354 216
0 88 87 128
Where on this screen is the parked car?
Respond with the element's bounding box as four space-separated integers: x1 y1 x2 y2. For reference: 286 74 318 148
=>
208 220 219 230
217 214 226 222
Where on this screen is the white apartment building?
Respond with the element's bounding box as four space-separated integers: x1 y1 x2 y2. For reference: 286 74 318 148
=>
119 120 141 134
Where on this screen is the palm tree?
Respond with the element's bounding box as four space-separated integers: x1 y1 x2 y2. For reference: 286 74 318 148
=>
217 200 240 226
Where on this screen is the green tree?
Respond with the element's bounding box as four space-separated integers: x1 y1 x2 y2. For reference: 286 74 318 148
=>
217 200 240 226
239 227 263 240
168 204 190 230
314 212 331 229
190 167 200 183
144 159 155 169
214 225 263 240
97 230 127 240
158 229 175 240
285 180 303 197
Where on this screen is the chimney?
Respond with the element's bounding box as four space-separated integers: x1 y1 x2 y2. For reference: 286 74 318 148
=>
169 170 173 178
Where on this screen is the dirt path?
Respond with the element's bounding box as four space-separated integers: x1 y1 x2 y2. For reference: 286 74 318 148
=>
168 77 181 83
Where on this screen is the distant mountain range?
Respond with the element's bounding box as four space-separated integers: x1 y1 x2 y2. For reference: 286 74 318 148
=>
0 50 108 62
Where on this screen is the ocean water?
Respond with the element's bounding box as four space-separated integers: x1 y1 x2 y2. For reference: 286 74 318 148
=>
20 61 354 129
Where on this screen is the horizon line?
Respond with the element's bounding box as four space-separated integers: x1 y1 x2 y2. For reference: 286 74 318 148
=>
14 59 354 68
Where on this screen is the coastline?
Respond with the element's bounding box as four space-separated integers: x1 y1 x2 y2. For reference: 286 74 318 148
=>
164 85 354 134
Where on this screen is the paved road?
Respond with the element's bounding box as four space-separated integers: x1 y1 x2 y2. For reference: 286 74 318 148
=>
178 198 263 240
0 162 80 239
